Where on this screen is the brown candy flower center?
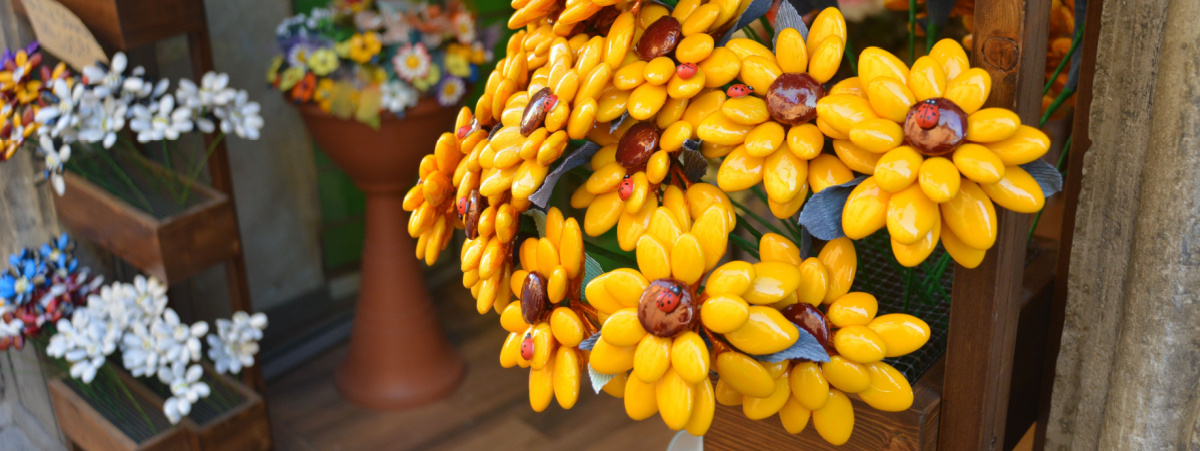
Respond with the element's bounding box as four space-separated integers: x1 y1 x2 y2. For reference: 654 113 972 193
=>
521 271 549 324
637 279 696 338
765 72 824 126
616 122 660 169
781 303 834 354
903 98 968 156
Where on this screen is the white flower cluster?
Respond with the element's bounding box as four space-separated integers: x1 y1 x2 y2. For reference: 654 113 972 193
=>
43 275 267 424
32 53 263 194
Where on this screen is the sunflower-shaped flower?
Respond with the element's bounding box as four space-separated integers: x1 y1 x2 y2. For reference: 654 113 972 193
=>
816 39 1051 267
701 8 847 218
495 207 590 411
403 109 472 266
710 236 931 445
583 204 729 432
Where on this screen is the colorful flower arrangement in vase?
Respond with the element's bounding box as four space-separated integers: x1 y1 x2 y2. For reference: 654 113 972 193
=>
402 0 1062 444
268 0 493 126
0 43 262 213
0 234 267 424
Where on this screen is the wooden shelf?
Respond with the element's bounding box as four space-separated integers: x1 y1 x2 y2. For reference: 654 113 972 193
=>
12 0 205 51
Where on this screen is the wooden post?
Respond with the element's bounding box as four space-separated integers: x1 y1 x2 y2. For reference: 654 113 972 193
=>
937 0 1049 447
1044 0 1200 447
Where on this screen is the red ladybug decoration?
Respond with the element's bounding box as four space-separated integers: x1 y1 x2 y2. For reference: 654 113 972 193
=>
456 124 472 140
543 94 559 113
726 84 753 98
914 100 940 129
676 63 698 80
617 175 635 200
457 196 468 216
520 333 535 360
654 283 684 312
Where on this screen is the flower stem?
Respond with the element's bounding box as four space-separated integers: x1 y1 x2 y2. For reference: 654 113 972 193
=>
106 365 156 433
727 197 788 239
93 143 155 213
178 132 226 205
908 0 917 64
1044 22 1084 95
728 234 760 260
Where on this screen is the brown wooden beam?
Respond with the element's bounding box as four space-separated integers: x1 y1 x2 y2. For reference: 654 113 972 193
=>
937 0 1050 447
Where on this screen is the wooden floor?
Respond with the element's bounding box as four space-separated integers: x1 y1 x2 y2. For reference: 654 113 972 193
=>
265 283 677 451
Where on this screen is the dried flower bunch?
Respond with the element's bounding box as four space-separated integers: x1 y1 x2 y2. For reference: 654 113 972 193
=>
269 0 493 126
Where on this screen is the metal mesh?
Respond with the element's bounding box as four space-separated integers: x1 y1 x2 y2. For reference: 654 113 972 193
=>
65 372 173 443
848 231 953 383
143 370 246 426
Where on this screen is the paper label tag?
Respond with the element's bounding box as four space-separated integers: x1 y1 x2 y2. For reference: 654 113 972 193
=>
22 0 107 71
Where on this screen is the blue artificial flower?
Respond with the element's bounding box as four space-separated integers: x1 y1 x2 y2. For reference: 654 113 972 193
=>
1 250 44 307
39 233 77 276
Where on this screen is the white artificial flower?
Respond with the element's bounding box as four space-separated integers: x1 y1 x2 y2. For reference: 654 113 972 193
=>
37 136 71 195
392 43 431 82
121 321 161 377
46 308 117 384
129 94 194 142
380 81 418 114
453 13 476 45
81 53 128 98
152 308 207 367
128 275 167 321
158 363 210 425
0 316 22 340
77 96 128 149
123 75 169 101
206 311 267 374
213 90 263 140
34 79 83 138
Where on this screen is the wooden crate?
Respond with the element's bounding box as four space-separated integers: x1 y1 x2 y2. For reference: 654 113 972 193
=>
54 156 241 285
178 366 271 451
47 378 191 451
12 0 205 51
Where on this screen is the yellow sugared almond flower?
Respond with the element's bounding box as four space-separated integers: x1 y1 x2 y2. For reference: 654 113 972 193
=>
583 205 730 432
403 123 468 265
816 39 1050 268
495 207 591 412
702 9 846 219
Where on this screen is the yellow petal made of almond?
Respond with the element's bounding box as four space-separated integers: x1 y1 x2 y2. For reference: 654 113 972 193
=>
940 179 998 250
796 257 830 306
930 38 969 82
725 306 800 354
624 373 659 420
966 108 1021 142
722 95 771 126
768 193 808 219
602 308 648 347
980 165 1046 213
744 262 803 305
529 355 555 412
779 397 812 435
605 268 650 308
918 157 962 203
832 139 883 174
868 313 931 357
908 56 946 101
745 121 786 158
686 379 716 436
617 196 657 251
848 118 905 154
952 143 1007 184
686 183 737 230
892 218 940 267
725 38 775 61
693 207 731 270
715 351 776 398
743 370 791 420
697 47 741 88
812 389 855 446
657 369 696 430
786 123 825 160
806 7 847 57
983 125 1051 165
628 83 669 120
808 154 854 193
717 145 766 192
827 292 879 327
789 361 830 410
808 35 846 84
874 145 923 192
634 334 672 383
671 233 706 285
705 261 756 296
698 111 755 145
739 56 783 96
818 237 857 303
672 331 710 384
859 362 914 412
816 94 877 136
585 274 624 315
866 77 916 123
701 294 751 333
636 234 673 281
759 233 802 265
858 47 909 88
829 77 864 97
941 218 987 268
775 27 808 74
647 207 683 245
843 176 891 239
822 355 871 393
887 184 939 245
765 149 809 203
944 67 992 114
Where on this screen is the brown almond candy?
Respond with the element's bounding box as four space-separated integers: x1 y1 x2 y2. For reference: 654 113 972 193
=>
615 122 660 169
766 72 824 126
904 98 967 156
635 16 682 61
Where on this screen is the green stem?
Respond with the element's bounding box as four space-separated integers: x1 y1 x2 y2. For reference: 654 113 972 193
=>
925 24 940 54
1044 22 1084 95
1040 85 1077 127
94 144 155 213
844 37 858 75
735 214 764 241
179 133 226 205
583 243 637 267
758 17 775 40
729 234 761 260
907 0 917 64
743 25 764 45
728 197 788 238
106 365 156 433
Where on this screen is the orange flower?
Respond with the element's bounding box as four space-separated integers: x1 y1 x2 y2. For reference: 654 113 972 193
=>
291 72 317 102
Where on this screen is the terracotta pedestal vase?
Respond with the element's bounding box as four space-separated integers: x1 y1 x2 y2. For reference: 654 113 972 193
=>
297 100 464 410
